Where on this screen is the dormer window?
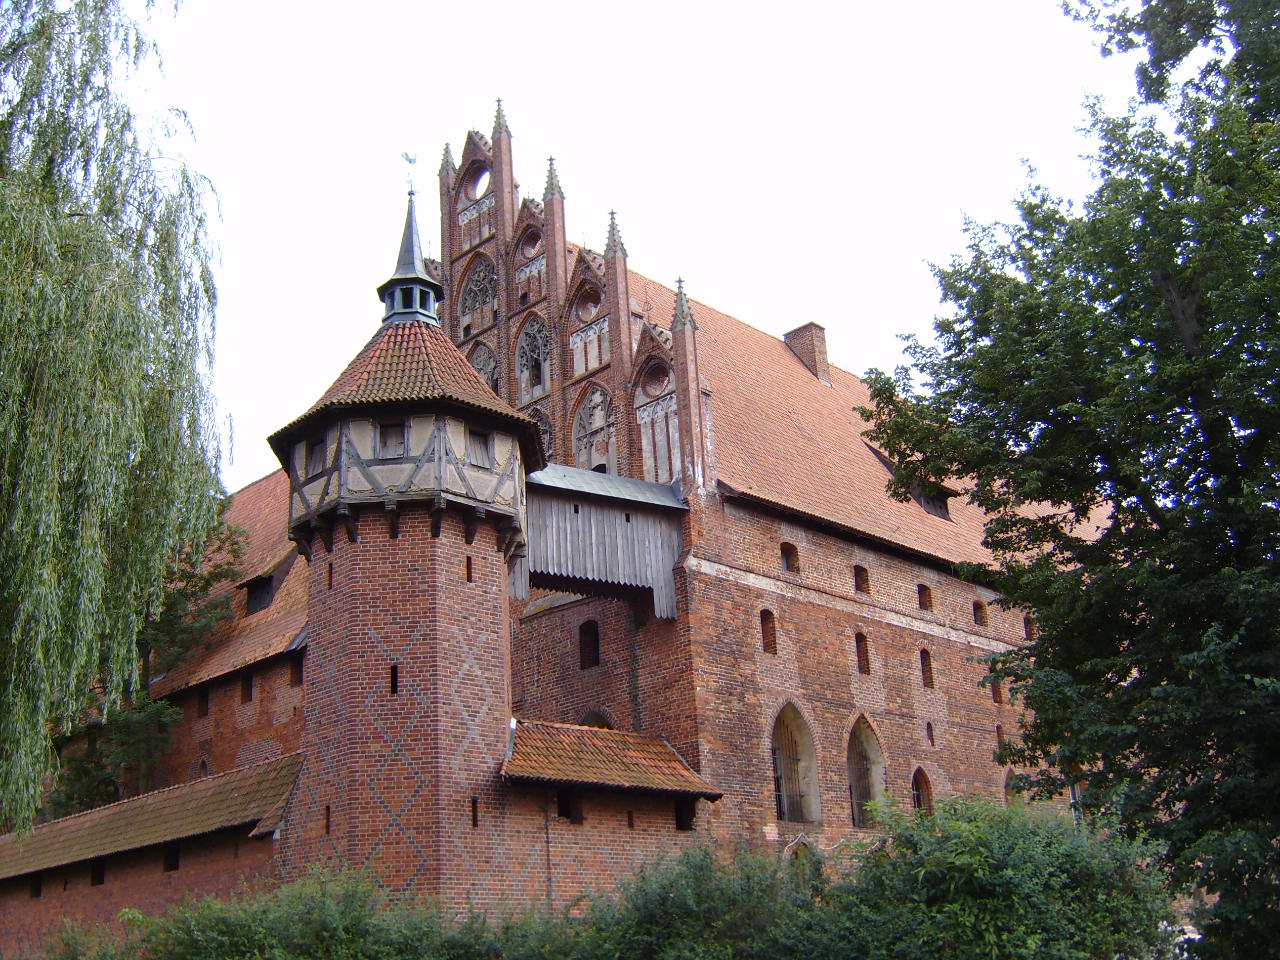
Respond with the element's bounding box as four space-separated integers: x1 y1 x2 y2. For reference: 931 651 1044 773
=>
245 575 274 615
378 421 406 459
305 436 326 478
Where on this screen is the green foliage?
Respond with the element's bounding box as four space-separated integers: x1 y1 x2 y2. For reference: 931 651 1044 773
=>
47 809 1176 960
1064 0 1280 118
796 800 1177 960
860 76 1280 958
0 0 220 829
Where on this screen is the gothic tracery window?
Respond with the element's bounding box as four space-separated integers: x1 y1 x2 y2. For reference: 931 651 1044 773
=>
468 342 499 393
516 315 551 404
573 385 615 473
634 360 679 483
458 255 498 339
528 407 554 460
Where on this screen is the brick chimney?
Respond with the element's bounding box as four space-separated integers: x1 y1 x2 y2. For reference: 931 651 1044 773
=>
784 322 830 384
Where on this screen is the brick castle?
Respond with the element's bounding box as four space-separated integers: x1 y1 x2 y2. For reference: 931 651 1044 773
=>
0 105 1029 954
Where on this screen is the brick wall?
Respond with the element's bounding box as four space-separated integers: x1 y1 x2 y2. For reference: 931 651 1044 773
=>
0 829 275 958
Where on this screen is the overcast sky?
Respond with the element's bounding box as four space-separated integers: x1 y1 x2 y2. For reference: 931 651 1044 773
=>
139 1 1145 493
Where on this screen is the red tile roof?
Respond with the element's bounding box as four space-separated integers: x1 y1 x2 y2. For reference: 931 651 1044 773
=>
502 719 721 799
152 471 305 698
627 271 999 567
0 754 301 880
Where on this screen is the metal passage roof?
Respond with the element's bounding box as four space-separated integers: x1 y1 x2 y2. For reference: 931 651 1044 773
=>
527 463 687 510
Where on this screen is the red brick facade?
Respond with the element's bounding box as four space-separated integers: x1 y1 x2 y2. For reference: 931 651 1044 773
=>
0 107 1041 955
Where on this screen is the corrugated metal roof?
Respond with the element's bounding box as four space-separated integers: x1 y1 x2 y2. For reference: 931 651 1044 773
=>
502 719 720 799
0 754 302 880
527 463 687 510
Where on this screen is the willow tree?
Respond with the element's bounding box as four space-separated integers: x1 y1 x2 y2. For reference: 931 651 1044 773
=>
0 1 220 828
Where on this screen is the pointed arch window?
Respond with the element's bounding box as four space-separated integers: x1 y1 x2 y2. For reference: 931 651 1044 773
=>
458 255 498 339
634 361 678 483
573 385 615 473
516 315 551 403
771 704 820 823
911 767 934 815
468 343 499 393
847 717 885 828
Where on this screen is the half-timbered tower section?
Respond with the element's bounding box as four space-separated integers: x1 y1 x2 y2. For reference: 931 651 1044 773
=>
0 105 1040 954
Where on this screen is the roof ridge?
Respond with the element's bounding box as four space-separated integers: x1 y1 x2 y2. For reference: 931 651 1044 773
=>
12 753 302 836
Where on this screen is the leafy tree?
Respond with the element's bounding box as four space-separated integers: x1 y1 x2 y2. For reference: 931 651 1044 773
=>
793 799 1177 960
1065 0 1280 117
860 77 1279 957
0 1 220 829
47 504 242 816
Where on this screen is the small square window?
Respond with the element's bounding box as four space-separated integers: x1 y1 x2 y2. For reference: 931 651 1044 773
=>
675 797 697 831
305 436 326 478
579 621 600 669
379 421 406 459
245 576 273 614
467 430 493 468
557 789 583 824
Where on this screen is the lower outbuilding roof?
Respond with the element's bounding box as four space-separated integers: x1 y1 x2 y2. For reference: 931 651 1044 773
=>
0 753 302 881
502 719 721 800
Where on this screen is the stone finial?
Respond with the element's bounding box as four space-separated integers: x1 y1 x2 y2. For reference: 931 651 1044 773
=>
439 143 456 177
543 157 564 201
604 210 627 259
493 99 512 138
672 278 697 331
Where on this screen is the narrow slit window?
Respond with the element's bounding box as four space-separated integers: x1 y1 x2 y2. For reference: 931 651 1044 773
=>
675 797 696 831
855 633 870 675
854 565 870 594
579 621 600 669
973 600 988 626
241 672 254 704
290 655 304 687
926 721 935 746
324 804 331 834
919 649 935 689
196 687 209 718
470 796 479 829
761 609 777 655
198 759 209 778
465 556 474 582
163 841 180 872
991 681 1003 705
996 724 1006 748
389 663 399 695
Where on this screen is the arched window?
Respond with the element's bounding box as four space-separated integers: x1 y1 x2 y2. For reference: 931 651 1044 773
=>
847 716 885 828
780 542 800 572
516 315 551 403
761 609 777 655
771 704 820 823
578 620 600 669
634 361 679 483
468 342 499 392
926 721 935 746
573 385 615 473
973 600 988 626
854 565 870 594
854 632 871 675
458 255 498 339
911 767 934 815
581 710 613 729
917 584 933 611
919 649 935 688
991 680 1004 705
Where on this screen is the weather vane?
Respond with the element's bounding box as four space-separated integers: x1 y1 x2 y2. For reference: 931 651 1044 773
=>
401 151 418 194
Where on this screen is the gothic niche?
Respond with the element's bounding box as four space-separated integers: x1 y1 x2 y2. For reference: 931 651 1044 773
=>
573 385 615 473
516 315 551 404
468 342 499 393
634 360 679 483
528 406 554 460
457 255 498 340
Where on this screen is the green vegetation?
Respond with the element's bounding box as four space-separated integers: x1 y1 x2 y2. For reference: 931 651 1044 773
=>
48 800 1177 960
0 1 221 829
860 6 1280 954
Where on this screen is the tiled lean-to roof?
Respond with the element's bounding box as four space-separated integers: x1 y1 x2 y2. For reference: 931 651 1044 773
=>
0 754 302 881
503 719 721 799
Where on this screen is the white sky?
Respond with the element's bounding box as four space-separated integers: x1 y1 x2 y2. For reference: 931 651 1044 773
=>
139 0 1145 493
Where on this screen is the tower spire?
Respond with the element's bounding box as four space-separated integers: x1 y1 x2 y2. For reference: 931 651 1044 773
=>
493 98 511 138
604 210 627 259
672 278 697 330
377 192 443 324
439 143 456 177
543 157 563 201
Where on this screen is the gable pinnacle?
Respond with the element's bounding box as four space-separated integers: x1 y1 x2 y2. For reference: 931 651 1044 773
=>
493 98 511 138
604 210 627 259
672 278 697 331
439 143 456 177
543 157 564 201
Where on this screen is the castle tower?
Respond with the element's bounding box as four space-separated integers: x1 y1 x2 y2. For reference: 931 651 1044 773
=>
268 193 544 900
